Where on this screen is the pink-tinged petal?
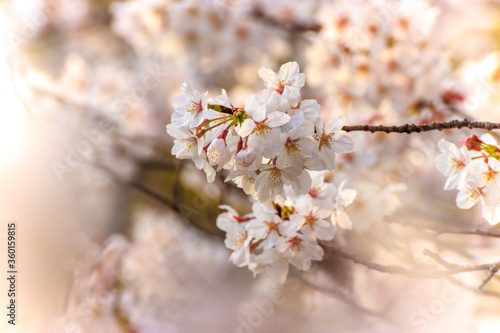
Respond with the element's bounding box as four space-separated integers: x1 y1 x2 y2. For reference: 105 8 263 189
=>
289 125 312 140
265 260 289 287
258 67 278 89
488 158 500 173
266 112 291 127
488 205 500 225
294 196 313 216
315 117 324 135
332 135 355 154
437 139 455 155
230 247 248 267
279 61 300 83
456 188 479 209
166 123 189 139
340 189 357 206
266 93 290 112
325 116 345 134
289 73 305 90
335 211 353 230
299 99 321 119
203 163 216 183
252 105 267 122
292 170 312 196
314 219 336 241
436 154 452 176
283 86 301 106
443 172 461 191
319 148 336 170
238 119 256 138
181 82 200 102
171 94 189 110
466 160 488 175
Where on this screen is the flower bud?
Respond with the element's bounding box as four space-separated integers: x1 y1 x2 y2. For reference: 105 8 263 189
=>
235 149 257 169
461 134 483 151
208 138 231 167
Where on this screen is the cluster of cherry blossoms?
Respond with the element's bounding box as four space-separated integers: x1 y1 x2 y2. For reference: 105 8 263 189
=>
306 0 465 123
216 171 357 286
436 133 500 225
166 62 355 203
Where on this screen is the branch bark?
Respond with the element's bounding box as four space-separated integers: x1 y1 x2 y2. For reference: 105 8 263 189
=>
342 119 500 134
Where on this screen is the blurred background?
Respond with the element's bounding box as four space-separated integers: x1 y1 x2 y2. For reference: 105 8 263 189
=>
2 0 500 332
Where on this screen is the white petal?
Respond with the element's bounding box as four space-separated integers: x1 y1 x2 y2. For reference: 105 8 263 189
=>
258 67 278 89
456 188 479 209
335 211 353 230
238 119 256 137
266 112 291 127
325 116 345 134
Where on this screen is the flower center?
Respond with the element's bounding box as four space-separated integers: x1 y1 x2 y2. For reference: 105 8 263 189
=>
267 167 283 185
285 137 300 155
287 236 302 251
448 158 464 171
319 133 333 150
277 79 285 94
187 101 203 113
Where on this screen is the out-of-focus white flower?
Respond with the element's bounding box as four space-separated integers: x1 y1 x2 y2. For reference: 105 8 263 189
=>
332 180 357 230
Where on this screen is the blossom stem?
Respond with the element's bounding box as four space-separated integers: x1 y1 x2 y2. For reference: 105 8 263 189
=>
196 118 232 137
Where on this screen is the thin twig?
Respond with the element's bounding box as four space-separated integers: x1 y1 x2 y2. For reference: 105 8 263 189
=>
389 219 500 238
478 262 500 290
327 246 500 279
423 249 500 275
447 277 500 301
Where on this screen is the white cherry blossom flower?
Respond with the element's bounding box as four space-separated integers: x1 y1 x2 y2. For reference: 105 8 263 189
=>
313 116 355 171
258 61 305 96
171 82 208 128
166 124 205 169
436 139 471 190
255 163 311 203
331 180 357 230
276 233 324 271
277 126 317 169
291 197 336 240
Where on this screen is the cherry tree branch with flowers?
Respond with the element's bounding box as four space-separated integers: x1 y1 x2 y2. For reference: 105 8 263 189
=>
166 61 500 288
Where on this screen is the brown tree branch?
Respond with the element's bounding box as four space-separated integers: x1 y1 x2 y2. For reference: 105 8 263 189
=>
342 119 500 134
